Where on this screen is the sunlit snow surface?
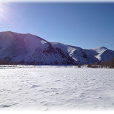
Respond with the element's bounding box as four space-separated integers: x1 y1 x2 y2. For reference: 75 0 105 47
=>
0 65 114 111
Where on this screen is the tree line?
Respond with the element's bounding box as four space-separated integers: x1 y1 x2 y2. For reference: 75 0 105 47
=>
87 57 114 68
0 59 17 65
0 59 28 65
0 58 114 68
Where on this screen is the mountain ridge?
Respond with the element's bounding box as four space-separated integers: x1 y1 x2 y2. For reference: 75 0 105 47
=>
0 31 114 65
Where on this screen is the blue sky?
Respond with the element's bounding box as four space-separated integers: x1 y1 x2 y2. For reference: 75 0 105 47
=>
0 2 114 50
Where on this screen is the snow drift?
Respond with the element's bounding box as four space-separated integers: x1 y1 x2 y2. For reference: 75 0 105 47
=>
0 31 114 65
0 67 114 110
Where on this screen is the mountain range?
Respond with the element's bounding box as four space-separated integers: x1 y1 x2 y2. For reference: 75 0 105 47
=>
0 31 114 65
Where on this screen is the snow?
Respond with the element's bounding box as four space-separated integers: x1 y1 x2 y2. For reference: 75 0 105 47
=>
96 49 114 62
50 42 98 64
85 46 114 62
84 46 107 56
0 31 50 62
0 66 114 111
92 46 107 54
51 42 82 54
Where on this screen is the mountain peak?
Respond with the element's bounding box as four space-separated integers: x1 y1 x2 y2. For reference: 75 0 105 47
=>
93 46 107 50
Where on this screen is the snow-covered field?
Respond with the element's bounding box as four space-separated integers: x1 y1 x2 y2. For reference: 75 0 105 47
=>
0 65 114 111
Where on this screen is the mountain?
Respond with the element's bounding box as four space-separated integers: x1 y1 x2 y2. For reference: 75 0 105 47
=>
0 31 114 65
85 46 114 62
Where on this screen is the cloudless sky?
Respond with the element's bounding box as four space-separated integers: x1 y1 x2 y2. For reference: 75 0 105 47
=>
0 2 114 50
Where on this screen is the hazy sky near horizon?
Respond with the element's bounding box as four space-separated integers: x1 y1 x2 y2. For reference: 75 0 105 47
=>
0 2 114 50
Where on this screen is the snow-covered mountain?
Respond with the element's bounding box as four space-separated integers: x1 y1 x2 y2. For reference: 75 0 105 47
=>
85 46 114 62
0 31 114 65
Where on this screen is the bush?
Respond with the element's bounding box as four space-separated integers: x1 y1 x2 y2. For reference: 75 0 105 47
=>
87 64 92 68
78 64 81 68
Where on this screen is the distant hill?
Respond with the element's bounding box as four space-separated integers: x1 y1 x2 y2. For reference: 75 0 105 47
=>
85 46 114 62
0 31 114 65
